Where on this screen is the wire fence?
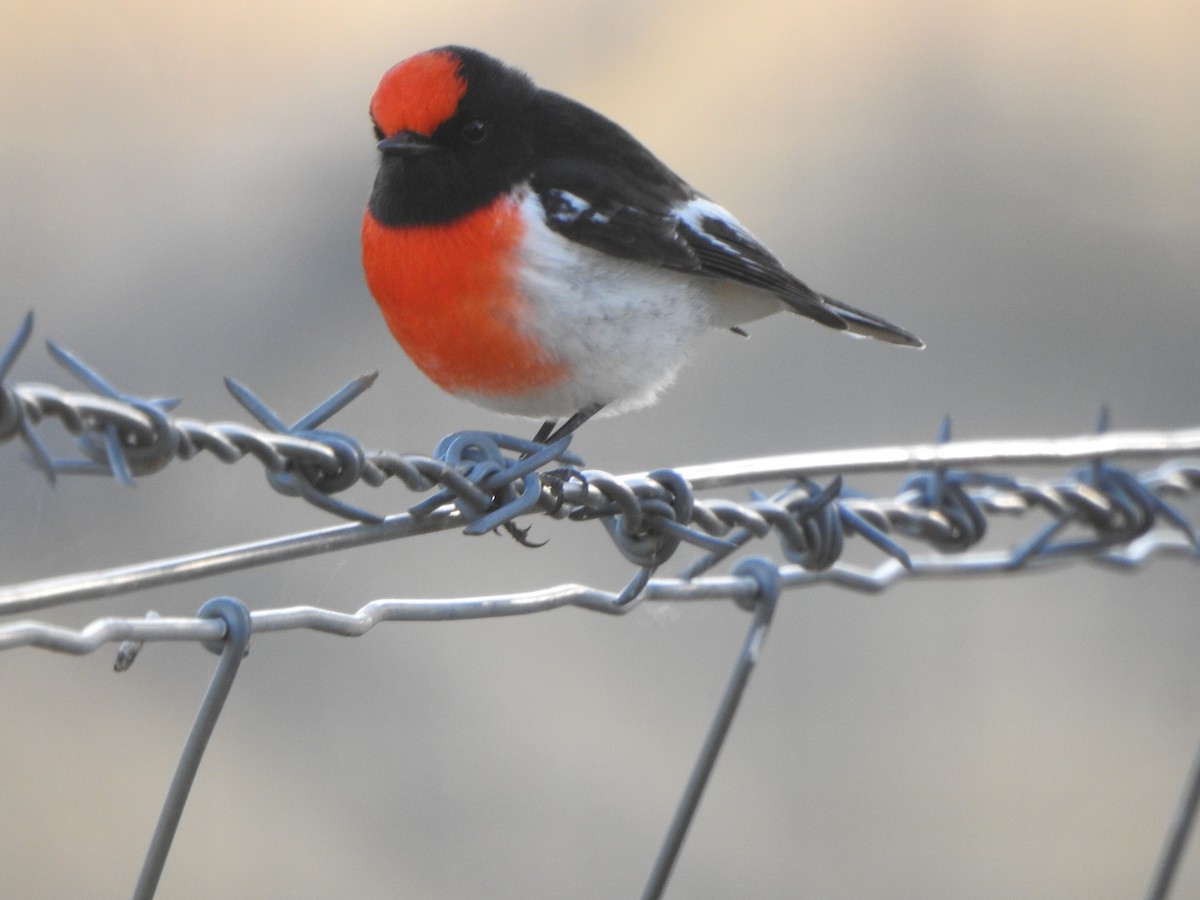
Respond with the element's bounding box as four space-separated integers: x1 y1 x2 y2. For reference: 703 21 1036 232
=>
1 312 1198 899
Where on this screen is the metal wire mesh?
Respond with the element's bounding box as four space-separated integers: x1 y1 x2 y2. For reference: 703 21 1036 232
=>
1 314 1198 899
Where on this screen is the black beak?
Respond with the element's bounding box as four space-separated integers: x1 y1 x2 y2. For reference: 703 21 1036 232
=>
377 131 435 155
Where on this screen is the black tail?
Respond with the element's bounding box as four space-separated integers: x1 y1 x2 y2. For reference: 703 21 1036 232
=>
820 294 924 348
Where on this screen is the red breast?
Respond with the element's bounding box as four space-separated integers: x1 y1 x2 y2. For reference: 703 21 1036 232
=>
361 197 567 397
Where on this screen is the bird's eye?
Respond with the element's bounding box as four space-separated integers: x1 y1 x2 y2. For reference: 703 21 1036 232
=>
462 119 487 144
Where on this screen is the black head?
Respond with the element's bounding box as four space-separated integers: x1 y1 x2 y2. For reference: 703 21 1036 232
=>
367 46 540 226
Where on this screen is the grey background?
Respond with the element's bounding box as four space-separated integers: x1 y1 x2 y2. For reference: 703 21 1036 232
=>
1 1 1198 897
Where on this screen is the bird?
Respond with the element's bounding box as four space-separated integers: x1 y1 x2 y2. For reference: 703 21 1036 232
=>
361 46 923 443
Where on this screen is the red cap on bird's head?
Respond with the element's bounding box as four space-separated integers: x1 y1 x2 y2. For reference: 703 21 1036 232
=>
369 48 466 139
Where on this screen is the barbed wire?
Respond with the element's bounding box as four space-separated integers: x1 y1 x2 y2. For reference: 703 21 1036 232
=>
3 313 1200 900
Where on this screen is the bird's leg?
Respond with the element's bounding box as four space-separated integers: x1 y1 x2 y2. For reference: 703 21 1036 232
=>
506 403 603 546
535 401 605 445
534 400 603 495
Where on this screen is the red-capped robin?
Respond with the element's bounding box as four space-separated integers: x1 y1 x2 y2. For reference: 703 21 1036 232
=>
362 46 923 441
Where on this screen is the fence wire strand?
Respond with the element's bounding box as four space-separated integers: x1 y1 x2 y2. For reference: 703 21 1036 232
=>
2 314 1199 900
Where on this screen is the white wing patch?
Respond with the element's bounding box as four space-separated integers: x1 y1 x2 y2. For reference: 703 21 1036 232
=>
544 188 613 226
675 196 755 256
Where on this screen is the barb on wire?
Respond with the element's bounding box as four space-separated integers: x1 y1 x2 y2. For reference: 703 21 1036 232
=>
223 373 382 522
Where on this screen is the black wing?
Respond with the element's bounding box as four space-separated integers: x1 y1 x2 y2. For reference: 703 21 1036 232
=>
676 207 922 345
529 90 703 267
535 167 699 271
673 204 849 330
527 91 922 345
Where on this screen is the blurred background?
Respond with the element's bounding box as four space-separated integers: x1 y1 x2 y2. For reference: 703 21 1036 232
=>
1 1 1198 897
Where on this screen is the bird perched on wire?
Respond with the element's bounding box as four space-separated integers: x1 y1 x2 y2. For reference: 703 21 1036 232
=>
362 46 923 442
